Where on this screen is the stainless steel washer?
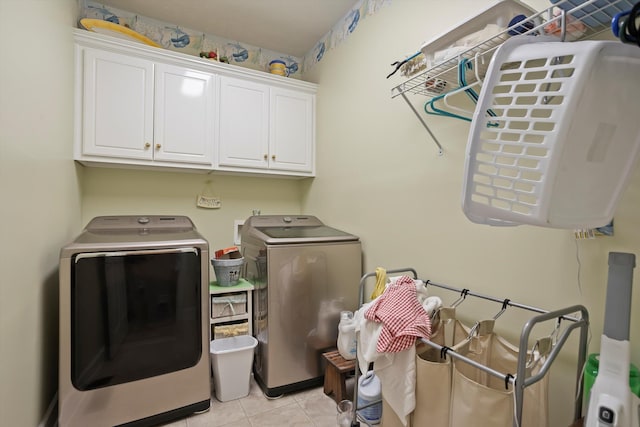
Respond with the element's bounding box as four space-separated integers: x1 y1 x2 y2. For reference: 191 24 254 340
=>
241 215 361 397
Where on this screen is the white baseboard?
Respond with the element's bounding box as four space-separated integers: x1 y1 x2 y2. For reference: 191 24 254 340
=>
38 392 58 427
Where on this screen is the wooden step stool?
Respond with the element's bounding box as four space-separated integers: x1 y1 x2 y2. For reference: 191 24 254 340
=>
322 350 356 403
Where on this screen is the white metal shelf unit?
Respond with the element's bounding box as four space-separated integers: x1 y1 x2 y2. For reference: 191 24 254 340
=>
352 267 589 427
393 0 636 153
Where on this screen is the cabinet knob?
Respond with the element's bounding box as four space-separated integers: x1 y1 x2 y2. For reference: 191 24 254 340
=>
144 142 151 149
156 144 162 150
263 154 268 160
272 155 276 161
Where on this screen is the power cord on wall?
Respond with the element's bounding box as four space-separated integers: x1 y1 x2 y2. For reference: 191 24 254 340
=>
572 222 614 298
573 236 595 413
574 238 584 298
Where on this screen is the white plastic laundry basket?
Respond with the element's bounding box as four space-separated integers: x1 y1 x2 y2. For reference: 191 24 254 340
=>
463 36 640 228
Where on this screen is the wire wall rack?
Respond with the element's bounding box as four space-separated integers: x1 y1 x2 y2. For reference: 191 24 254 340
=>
392 0 636 154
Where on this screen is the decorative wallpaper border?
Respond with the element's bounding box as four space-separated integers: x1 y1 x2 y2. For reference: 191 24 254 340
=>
302 0 392 73
81 0 391 79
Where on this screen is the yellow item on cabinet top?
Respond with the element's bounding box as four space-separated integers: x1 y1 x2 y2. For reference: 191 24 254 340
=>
269 60 288 76
79 18 161 48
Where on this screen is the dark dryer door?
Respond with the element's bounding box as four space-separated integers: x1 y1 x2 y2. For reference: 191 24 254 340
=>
71 247 202 391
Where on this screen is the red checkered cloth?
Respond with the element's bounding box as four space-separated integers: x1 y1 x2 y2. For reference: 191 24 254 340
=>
364 275 432 353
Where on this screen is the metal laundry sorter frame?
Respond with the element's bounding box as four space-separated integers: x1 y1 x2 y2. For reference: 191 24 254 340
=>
350 267 589 427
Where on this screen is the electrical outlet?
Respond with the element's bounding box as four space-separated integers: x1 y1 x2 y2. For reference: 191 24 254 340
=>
573 220 614 239
234 220 244 245
196 195 221 209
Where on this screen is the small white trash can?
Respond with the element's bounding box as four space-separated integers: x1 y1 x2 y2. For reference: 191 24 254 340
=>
210 335 258 402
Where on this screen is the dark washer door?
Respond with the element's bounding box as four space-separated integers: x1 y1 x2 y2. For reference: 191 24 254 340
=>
71 248 202 390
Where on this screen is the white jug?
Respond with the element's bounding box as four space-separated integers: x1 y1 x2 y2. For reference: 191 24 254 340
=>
337 311 357 360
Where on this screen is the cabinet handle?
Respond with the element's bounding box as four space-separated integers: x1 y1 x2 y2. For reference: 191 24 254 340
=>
272 155 276 161
144 142 151 149
263 154 268 160
156 144 162 150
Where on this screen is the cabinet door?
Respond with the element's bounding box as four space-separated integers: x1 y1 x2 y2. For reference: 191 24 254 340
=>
82 48 154 160
269 88 315 173
218 76 269 169
154 64 215 165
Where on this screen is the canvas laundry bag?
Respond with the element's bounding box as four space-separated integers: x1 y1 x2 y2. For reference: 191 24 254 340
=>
449 320 550 427
383 308 550 427
381 339 453 427
410 307 457 427
382 307 455 427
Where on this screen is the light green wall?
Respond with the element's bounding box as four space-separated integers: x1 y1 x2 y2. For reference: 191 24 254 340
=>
3 0 639 425
81 168 304 259
303 0 640 425
0 0 82 425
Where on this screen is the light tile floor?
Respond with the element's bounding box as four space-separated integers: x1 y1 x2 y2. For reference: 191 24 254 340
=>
160 375 342 427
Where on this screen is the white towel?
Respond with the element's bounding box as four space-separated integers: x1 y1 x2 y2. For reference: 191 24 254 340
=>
354 302 380 374
422 296 442 318
354 302 416 426
376 347 415 427
414 279 443 316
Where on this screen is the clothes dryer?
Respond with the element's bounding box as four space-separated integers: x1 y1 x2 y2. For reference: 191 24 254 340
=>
59 216 211 427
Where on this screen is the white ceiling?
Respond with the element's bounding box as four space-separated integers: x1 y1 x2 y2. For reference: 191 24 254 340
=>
97 0 360 57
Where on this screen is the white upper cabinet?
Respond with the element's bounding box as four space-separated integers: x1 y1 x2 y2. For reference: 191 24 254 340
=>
269 87 314 174
74 30 316 176
218 76 270 169
78 46 215 170
217 76 315 176
154 63 215 165
81 48 154 160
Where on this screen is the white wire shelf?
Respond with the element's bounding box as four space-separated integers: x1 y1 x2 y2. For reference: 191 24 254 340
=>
391 0 634 100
